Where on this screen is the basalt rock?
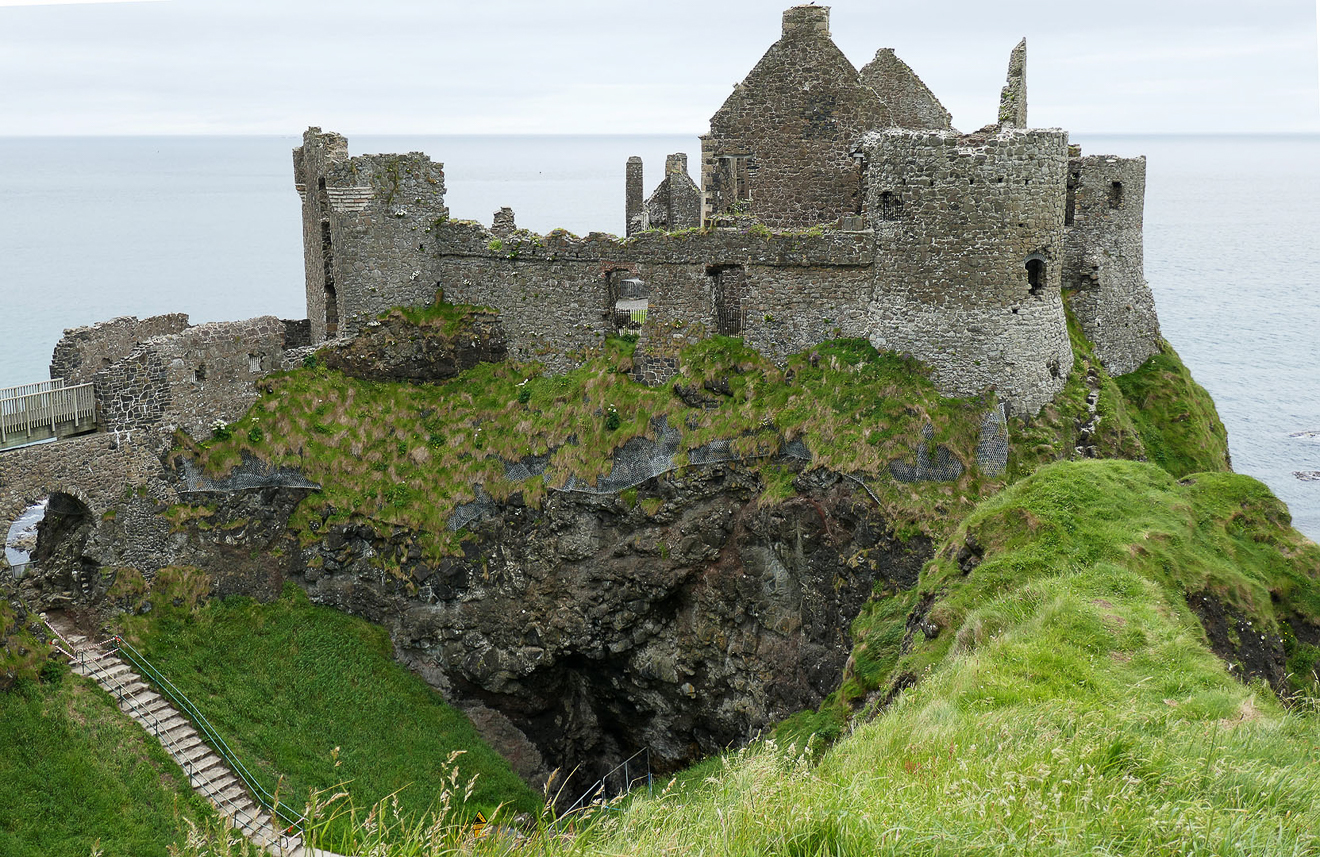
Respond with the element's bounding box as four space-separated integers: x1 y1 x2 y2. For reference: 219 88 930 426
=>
321 307 507 383
293 462 931 802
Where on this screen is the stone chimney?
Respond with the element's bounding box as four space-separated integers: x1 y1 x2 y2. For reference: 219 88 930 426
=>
782 5 829 38
626 156 644 236
665 153 688 176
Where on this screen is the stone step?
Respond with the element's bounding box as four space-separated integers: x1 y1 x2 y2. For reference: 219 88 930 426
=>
61 642 324 857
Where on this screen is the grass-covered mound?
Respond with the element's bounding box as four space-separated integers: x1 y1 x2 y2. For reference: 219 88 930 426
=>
170 460 1320 856
0 671 221 857
186 331 1006 559
550 461 1320 855
116 580 541 847
1116 340 1232 478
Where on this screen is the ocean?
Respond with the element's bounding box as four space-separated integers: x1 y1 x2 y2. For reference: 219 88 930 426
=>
0 134 1316 540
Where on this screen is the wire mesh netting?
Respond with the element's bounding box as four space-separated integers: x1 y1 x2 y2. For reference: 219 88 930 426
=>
178 453 321 494
889 423 965 483
977 403 1009 477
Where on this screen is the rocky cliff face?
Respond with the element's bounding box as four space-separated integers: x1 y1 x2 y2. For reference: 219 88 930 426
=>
293 463 929 800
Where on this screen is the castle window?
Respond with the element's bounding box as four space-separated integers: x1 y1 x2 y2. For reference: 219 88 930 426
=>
1065 167 1080 226
192 364 206 383
1025 256 1046 297
1109 181 1123 209
878 191 903 222
248 353 263 374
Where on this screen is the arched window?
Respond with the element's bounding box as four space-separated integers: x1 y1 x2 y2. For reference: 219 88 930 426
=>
1025 256 1047 297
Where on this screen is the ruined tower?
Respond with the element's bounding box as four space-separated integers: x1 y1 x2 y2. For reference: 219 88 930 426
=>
293 128 449 343
1063 154 1161 374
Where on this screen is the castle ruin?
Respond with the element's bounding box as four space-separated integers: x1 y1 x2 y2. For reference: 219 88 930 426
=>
292 5 1161 416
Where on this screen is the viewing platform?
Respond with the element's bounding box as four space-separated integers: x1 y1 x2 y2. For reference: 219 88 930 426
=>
0 379 98 451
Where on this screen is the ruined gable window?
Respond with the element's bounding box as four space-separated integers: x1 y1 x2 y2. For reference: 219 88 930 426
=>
716 155 752 214
878 191 903 222
248 353 263 374
1025 257 1046 297
1108 181 1123 209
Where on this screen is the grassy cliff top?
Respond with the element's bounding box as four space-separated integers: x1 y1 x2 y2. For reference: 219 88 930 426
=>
187 331 1007 560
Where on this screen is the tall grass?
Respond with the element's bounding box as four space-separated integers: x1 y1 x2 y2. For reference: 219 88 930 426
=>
117 583 541 848
0 671 222 857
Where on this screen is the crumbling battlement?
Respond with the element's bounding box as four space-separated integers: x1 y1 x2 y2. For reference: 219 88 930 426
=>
289 4 1161 415
50 313 191 386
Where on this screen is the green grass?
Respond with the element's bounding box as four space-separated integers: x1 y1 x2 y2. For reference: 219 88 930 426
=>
0 672 225 857
116 582 541 850
172 459 1320 856
1006 301 1148 481
185 329 1005 561
1115 340 1232 478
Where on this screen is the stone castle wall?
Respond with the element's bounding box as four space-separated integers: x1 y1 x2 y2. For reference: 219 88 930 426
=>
428 222 876 375
863 128 1073 414
50 314 191 386
93 317 288 437
1064 155 1160 375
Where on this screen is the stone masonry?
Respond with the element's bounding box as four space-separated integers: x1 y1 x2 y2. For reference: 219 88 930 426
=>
50 314 190 386
643 154 702 233
1063 154 1161 374
859 48 953 131
700 6 892 229
999 39 1028 128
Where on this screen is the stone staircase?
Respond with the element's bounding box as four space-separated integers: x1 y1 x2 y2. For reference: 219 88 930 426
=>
45 617 334 857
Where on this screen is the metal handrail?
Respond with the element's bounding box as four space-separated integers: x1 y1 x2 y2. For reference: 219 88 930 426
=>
109 635 306 844
559 747 653 818
75 647 265 841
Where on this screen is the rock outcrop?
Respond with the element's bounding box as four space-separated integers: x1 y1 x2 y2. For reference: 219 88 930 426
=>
293 463 929 800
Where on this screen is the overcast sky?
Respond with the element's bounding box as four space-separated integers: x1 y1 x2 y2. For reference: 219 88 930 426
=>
1 0 1317 135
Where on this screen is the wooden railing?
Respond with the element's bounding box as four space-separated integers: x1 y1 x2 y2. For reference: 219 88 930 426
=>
0 379 97 449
